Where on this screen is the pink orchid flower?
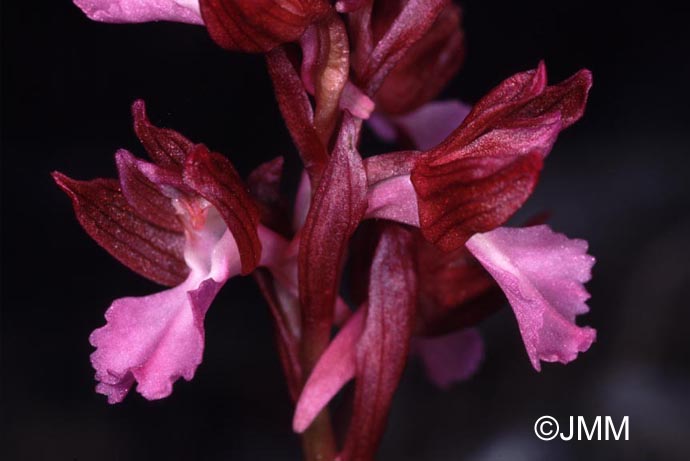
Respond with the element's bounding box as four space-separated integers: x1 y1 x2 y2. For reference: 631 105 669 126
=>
291 63 596 456
53 100 269 402
372 62 596 373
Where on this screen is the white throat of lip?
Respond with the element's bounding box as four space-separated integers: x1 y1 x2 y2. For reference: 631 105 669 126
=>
173 197 228 275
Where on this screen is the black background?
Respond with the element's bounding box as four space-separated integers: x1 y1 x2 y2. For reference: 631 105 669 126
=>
2 1 690 460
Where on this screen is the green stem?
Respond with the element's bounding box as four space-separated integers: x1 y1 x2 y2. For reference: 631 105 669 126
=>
299 323 337 460
301 410 337 461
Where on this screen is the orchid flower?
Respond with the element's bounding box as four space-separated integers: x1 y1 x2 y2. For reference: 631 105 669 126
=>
369 62 596 375
291 63 596 457
59 1 600 459
52 101 270 402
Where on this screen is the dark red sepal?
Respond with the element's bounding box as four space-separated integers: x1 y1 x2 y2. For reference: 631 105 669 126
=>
353 0 449 96
132 100 194 170
52 172 188 287
377 3 464 115
341 225 417 461
182 145 262 275
200 0 331 53
517 68 592 129
411 64 592 251
413 149 545 251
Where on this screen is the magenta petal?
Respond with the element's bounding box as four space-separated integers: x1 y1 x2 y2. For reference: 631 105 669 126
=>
293 309 365 433
365 174 419 226
363 151 420 226
393 100 471 150
74 0 203 25
91 221 241 403
367 100 470 150
90 274 220 403
465 225 596 370
412 328 484 389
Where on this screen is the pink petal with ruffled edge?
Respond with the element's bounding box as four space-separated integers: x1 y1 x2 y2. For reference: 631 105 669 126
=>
411 328 484 389
90 218 241 403
74 0 203 25
465 225 596 371
91 275 218 402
